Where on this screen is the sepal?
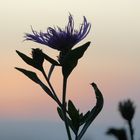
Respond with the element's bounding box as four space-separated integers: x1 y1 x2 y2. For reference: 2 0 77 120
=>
61 42 90 78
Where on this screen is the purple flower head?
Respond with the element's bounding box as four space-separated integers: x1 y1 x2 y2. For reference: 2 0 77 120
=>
25 14 91 52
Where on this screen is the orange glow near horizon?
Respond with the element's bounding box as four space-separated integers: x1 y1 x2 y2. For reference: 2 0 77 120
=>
0 0 140 123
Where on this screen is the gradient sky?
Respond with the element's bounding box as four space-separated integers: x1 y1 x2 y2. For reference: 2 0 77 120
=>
0 0 140 139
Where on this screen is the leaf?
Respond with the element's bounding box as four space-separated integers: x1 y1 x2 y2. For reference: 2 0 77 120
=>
16 50 45 71
106 128 128 140
15 67 40 84
16 50 34 67
67 42 90 60
80 111 91 125
62 42 90 78
15 67 54 98
91 82 104 109
57 107 77 135
69 121 78 135
68 100 80 131
38 81 54 98
68 100 79 118
57 107 65 121
43 53 60 66
77 82 104 140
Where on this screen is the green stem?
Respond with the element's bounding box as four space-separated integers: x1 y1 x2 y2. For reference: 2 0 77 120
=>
128 120 134 140
42 68 62 107
62 77 72 140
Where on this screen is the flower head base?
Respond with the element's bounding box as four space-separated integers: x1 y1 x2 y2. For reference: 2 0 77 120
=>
119 99 135 122
25 14 91 52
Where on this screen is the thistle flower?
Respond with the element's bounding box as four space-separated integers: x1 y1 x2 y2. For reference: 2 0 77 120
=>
25 14 91 52
119 99 135 122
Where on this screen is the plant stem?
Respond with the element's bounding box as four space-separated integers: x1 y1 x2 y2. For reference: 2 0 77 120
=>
75 133 78 140
62 77 72 140
48 64 55 80
62 77 67 106
128 120 134 140
41 68 62 107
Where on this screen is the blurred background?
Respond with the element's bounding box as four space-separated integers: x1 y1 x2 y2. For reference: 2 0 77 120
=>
0 0 140 140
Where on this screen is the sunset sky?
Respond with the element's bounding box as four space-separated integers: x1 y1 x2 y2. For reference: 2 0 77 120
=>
0 0 140 139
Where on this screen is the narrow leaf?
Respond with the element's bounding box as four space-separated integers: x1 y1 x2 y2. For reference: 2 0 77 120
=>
68 100 80 131
38 81 54 98
15 67 54 98
16 50 34 67
15 67 40 84
80 111 91 125
68 100 79 119
77 83 104 140
57 107 65 121
43 53 60 65
57 107 78 135
91 82 104 110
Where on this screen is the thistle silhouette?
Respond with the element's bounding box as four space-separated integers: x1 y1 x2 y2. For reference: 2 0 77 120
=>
16 14 104 140
106 99 136 140
119 99 135 140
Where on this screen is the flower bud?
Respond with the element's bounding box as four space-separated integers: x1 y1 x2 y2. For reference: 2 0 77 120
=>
32 48 44 70
119 99 135 122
